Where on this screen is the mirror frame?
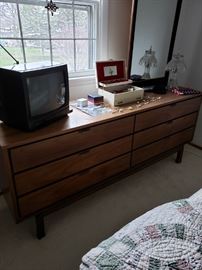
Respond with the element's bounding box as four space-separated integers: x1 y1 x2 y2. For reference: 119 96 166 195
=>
127 0 183 89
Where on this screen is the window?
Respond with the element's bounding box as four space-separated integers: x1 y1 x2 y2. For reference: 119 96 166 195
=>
0 0 98 77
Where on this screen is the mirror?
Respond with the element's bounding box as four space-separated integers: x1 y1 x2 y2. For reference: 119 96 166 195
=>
128 0 183 89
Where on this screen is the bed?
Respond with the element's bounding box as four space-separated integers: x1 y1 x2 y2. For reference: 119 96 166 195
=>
80 189 202 269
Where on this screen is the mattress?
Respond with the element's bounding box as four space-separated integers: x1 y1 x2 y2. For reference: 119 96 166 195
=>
80 189 202 269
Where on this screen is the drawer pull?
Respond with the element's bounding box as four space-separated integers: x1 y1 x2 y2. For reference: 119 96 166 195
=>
79 149 90 155
78 127 91 133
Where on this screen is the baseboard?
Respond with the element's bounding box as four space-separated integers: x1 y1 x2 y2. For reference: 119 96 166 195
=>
189 142 202 150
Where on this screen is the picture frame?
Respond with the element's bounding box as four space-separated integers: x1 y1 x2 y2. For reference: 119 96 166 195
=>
96 60 127 85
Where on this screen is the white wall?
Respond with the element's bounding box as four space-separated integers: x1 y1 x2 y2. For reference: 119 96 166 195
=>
107 0 132 64
174 0 202 147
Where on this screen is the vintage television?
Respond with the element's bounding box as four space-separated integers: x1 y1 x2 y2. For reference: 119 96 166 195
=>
0 62 71 131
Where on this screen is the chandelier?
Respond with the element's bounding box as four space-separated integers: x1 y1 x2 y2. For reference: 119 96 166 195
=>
45 0 59 16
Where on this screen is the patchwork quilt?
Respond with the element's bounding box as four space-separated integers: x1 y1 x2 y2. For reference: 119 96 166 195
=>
80 189 202 269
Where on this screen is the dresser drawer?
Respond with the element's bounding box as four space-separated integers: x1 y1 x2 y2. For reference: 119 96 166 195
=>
171 113 198 133
11 116 134 173
132 127 195 166
132 138 167 165
169 127 194 149
133 113 198 149
171 97 201 119
15 136 132 196
135 97 201 131
18 154 131 217
135 105 171 131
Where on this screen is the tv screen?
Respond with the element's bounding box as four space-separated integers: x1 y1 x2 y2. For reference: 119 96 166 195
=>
27 71 66 117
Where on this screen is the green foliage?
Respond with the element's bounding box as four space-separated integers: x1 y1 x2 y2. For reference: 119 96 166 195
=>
0 47 49 67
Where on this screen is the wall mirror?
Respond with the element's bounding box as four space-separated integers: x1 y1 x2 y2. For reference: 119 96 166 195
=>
128 0 183 90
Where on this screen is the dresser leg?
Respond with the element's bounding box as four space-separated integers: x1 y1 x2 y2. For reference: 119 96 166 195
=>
176 145 184 163
35 215 46 239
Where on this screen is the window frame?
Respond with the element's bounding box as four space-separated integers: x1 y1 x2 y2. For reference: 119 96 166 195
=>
0 0 99 78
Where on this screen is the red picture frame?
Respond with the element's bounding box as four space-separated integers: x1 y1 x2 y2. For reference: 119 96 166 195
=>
96 60 127 84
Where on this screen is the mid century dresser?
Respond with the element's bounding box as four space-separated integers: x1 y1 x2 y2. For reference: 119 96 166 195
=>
0 91 201 238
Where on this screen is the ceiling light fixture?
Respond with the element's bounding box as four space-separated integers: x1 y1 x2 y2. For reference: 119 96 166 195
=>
45 0 59 16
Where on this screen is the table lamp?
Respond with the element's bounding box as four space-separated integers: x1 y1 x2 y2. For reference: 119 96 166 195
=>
165 53 186 89
139 46 157 79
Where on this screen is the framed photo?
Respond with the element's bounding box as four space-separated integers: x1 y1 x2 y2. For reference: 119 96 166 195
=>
96 60 126 84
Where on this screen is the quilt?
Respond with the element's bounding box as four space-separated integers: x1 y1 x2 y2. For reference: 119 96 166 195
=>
80 189 202 269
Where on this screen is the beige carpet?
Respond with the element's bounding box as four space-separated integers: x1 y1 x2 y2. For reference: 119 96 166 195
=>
0 145 202 270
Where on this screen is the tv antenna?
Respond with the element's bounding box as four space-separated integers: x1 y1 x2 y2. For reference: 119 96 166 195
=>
0 43 19 65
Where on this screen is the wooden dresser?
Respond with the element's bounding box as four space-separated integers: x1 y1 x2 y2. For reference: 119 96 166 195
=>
0 92 201 238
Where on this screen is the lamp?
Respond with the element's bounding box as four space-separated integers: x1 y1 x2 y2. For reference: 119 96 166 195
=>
45 0 59 16
139 46 157 79
165 53 186 89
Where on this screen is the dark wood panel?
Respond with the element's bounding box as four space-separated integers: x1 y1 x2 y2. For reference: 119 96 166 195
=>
132 127 195 166
132 138 168 165
133 112 198 149
169 127 194 149
19 154 131 217
171 97 201 119
135 97 201 132
11 116 134 173
171 113 198 133
133 121 171 149
15 136 132 196
135 105 171 131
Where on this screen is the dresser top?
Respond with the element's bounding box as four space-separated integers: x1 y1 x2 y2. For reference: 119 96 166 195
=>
0 91 201 149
